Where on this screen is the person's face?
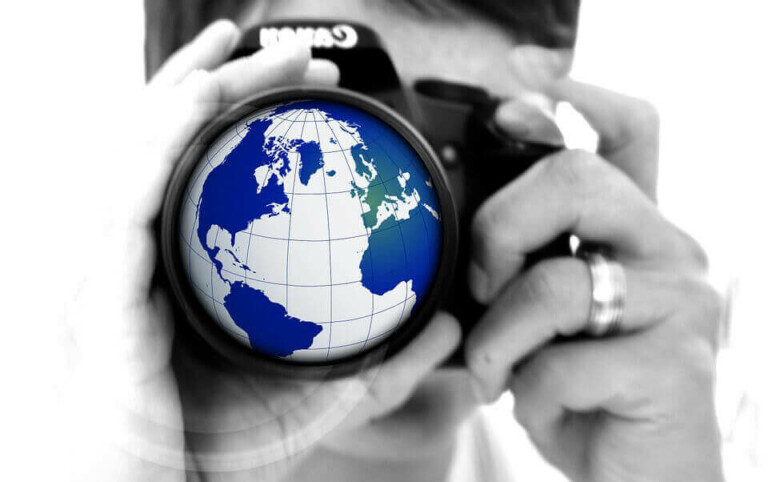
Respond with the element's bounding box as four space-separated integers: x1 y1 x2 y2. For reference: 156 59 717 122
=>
241 0 573 100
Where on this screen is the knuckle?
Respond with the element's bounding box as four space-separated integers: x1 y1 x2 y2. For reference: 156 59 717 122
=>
630 98 661 130
510 355 562 429
691 281 725 343
365 377 402 410
650 324 717 397
609 98 660 150
673 227 710 271
465 340 495 375
678 337 717 389
532 350 567 385
545 149 603 192
671 274 724 342
517 260 568 307
471 202 506 261
691 279 724 319
520 346 568 392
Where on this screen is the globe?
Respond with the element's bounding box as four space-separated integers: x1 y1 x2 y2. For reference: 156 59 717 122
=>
178 97 444 363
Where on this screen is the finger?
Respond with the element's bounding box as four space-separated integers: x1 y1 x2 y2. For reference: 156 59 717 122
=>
511 331 716 419
548 79 660 199
150 19 241 88
177 313 460 474
130 43 337 304
212 39 313 105
319 368 479 461
139 42 329 226
138 69 222 226
342 311 462 426
494 96 565 145
465 256 715 400
510 332 720 477
469 149 703 303
302 58 341 86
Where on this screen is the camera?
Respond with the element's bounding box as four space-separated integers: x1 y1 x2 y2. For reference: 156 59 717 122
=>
161 20 568 373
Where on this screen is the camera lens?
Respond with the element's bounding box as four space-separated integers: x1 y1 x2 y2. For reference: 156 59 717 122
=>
161 87 457 375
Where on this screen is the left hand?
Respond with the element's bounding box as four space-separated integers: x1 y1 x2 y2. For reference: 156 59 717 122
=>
66 21 467 482
465 80 724 482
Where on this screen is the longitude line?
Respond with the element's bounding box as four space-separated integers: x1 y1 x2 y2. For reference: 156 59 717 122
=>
284 111 310 316
346 120 411 347
209 227 224 325
316 109 375 357
244 108 303 281
368 134 436 329
266 109 305 362
186 127 242 206
311 111 336 360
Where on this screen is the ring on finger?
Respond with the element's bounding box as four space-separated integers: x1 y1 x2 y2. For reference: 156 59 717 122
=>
580 250 627 336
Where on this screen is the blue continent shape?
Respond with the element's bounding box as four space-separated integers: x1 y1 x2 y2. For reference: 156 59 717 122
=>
196 107 324 355
224 282 322 356
296 141 323 185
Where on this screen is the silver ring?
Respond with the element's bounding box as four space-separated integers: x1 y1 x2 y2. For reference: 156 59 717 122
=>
581 251 626 336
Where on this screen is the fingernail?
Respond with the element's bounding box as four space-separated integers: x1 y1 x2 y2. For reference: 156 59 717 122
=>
202 19 240 49
494 101 532 138
495 98 565 146
304 59 341 86
468 260 491 303
518 91 555 112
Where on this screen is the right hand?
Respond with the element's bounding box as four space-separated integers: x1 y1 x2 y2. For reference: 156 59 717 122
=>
67 20 464 482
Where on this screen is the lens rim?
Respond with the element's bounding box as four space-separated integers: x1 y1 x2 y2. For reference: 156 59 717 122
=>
160 86 458 379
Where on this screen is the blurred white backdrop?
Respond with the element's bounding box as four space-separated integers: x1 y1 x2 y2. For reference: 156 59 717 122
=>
1 0 766 480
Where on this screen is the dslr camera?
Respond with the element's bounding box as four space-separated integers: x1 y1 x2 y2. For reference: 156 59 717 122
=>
161 21 568 374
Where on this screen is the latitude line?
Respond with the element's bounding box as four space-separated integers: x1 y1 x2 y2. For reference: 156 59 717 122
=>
183 235 367 286
186 273 415 325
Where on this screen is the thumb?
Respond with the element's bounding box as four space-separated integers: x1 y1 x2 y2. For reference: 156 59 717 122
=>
546 79 660 200
494 94 565 146
341 311 462 428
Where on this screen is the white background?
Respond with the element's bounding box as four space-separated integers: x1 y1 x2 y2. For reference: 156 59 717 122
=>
1 0 766 480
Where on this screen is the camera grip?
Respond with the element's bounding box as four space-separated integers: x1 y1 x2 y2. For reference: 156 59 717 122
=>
441 143 570 366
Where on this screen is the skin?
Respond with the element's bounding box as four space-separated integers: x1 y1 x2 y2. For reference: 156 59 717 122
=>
65 2 725 481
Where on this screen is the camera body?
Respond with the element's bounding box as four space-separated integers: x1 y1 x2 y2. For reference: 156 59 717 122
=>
231 21 568 361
